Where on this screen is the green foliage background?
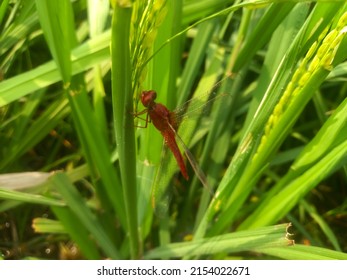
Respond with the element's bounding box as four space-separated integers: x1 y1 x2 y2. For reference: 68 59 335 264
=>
0 0 346 259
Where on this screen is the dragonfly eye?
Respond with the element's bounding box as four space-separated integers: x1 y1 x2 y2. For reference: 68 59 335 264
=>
141 90 157 107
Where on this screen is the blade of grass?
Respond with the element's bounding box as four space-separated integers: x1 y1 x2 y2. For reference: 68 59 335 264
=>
233 2 296 72
176 18 219 105
0 188 64 207
183 0 234 25
258 244 347 260
0 0 10 27
51 206 102 259
88 0 109 144
239 96 347 229
51 172 120 259
110 0 138 259
65 81 127 228
35 0 74 83
249 140 347 227
0 172 51 190
196 5 347 239
144 223 293 259
35 0 127 245
0 30 111 107
0 97 70 170
32 217 66 234
301 200 342 251
0 1 37 58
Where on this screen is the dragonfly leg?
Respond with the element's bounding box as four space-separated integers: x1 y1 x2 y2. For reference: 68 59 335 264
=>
132 110 151 128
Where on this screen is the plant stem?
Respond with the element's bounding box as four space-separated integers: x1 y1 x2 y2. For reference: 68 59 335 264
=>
111 1 138 259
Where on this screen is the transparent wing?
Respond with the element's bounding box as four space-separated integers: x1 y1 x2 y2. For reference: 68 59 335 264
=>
169 123 215 197
150 141 174 217
171 75 230 126
151 125 215 217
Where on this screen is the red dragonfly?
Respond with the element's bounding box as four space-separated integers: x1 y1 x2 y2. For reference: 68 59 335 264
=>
135 77 229 212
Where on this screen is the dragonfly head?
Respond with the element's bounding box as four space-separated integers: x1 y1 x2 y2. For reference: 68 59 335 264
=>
141 90 157 107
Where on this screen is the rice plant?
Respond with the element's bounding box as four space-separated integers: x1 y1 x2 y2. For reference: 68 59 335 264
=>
0 0 346 259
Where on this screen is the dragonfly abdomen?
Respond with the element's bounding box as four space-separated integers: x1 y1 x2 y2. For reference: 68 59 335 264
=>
162 130 189 180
